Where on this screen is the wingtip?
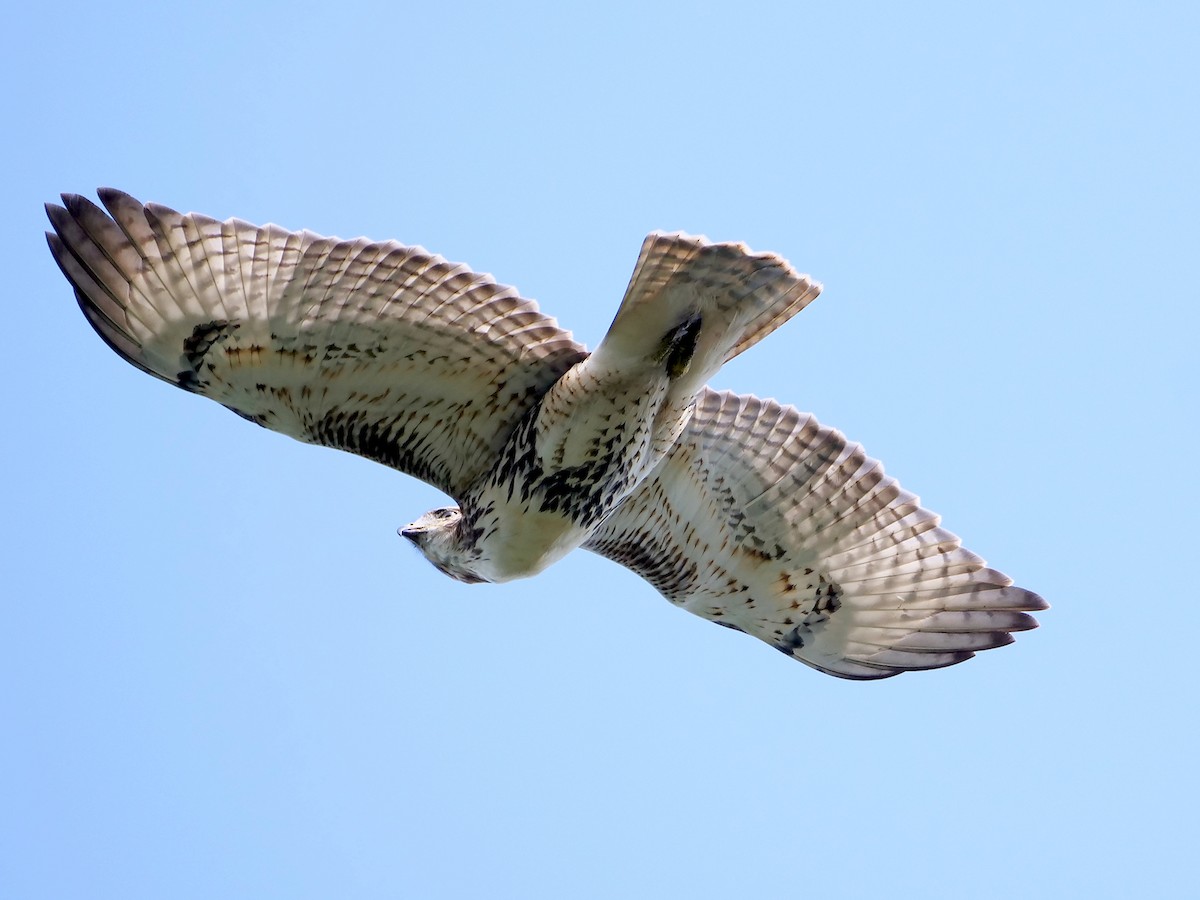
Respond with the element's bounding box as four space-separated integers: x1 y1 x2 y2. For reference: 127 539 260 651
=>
44 201 65 223
44 201 73 234
97 186 136 211
63 192 108 220
1005 611 1042 633
1009 587 1049 618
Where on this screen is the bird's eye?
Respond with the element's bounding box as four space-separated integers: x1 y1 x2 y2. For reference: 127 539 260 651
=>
435 508 455 519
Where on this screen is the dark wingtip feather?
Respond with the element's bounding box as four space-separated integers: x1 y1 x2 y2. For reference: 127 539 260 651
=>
1007 611 1042 632
76 293 166 383
97 187 138 216
96 186 126 202
44 201 75 234
60 191 87 211
972 631 1016 651
62 192 106 222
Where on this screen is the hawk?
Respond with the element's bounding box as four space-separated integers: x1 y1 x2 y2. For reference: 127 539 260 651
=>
46 189 1045 679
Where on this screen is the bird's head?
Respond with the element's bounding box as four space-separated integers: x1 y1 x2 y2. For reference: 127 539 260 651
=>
399 506 488 584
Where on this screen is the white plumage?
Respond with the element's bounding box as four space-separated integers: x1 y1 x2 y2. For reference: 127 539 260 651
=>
46 189 1045 679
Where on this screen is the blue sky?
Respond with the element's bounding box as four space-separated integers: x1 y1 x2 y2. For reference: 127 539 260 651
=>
2 1 1196 897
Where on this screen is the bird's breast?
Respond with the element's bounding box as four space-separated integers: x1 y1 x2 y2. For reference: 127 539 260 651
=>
468 497 590 582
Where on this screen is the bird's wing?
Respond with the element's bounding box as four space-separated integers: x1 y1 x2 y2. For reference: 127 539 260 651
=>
585 389 1046 679
47 190 587 499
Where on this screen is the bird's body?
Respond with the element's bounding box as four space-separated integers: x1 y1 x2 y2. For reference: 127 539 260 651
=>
47 189 1045 679
455 237 801 583
456 340 682 583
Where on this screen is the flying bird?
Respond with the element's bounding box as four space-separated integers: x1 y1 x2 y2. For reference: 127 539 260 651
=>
46 189 1045 679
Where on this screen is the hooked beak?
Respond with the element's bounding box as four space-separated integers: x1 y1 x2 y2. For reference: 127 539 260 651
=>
398 525 421 542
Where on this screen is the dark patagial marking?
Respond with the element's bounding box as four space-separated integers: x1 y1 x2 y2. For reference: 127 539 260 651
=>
586 533 701 600
776 628 807 653
177 320 239 390
774 572 845 656
308 406 442 486
223 404 268 427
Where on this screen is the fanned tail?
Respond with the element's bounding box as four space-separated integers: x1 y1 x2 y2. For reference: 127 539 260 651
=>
590 232 821 395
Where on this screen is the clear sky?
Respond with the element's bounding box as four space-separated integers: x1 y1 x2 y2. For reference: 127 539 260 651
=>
3 1 1196 897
